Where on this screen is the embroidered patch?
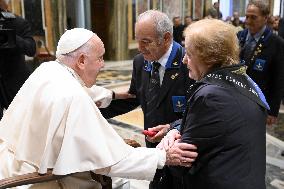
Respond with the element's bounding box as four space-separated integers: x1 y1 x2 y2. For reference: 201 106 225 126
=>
253 59 266 71
172 96 186 112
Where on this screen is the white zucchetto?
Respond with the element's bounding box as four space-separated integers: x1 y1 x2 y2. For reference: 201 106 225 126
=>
56 28 94 56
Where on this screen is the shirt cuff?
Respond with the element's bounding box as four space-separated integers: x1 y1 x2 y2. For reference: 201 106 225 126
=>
156 149 166 169
169 119 182 131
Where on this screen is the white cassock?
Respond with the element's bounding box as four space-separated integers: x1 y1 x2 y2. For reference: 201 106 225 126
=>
0 61 166 189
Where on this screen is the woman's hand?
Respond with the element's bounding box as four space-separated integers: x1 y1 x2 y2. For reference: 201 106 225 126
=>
156 129 181 151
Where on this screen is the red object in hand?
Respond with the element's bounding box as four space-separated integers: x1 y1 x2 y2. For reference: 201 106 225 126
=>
142 130 157 137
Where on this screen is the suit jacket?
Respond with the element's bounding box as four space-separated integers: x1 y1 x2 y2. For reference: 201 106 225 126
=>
0 14 36 109
101 42 192 138
278 18 284 39
173 25 185 45
169 65 267 189
238 28 284 116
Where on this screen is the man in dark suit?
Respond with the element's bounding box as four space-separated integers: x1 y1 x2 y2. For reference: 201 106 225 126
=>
207 2 222 19
238 0 284 125
100 10 194 188
173 16 184 46
278 17 284 39
0 0 36 119
101 10 192 147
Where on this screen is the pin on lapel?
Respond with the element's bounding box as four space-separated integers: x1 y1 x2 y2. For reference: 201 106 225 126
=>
173 61 178 66
171 73 179 80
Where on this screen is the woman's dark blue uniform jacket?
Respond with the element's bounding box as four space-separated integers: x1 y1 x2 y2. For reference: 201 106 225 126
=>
170 66 267 189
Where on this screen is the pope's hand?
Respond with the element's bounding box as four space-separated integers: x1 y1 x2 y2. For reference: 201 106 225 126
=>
165 140 198 167
156 129 180 151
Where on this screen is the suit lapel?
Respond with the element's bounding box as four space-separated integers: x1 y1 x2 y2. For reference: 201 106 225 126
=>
142 62 151 104
241 27 272 66
156 42 184 107
156 69 180 107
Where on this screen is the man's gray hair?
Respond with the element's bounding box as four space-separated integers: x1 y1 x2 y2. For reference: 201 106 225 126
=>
4 0 10 4
248 0 270 16
137 10 173 40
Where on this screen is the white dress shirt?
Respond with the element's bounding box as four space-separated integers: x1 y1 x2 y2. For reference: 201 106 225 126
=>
152 43 173 85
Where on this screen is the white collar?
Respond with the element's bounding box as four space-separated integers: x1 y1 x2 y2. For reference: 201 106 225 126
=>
247 25 266 43
156 43 173 67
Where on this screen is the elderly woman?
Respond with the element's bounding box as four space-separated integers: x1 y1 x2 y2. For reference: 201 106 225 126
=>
158 19 268 189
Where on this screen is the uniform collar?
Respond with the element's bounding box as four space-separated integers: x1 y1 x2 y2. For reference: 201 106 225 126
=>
247 25 266 43
155 43 173 67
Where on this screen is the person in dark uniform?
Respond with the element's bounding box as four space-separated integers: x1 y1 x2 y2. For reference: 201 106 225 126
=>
173 16 184 46
207 2 222 19
278 17 284 113
158 18 267 189
101 10 192 147
0 0 36 119
278 17 284 39
238 0 284 125
100 10 195 189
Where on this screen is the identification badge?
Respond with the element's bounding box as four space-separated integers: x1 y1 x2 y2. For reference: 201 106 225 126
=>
172 96 186 112
253 59 266 71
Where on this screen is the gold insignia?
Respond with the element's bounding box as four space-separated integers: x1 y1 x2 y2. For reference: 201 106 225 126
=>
232 66 247 75
171 73 179 79
173 62 178 66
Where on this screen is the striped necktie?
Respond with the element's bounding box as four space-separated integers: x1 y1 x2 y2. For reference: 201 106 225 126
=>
243 36 256 63
145 61 161 129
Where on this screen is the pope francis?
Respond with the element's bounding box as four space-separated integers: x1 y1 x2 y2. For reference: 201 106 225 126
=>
0 28 197 188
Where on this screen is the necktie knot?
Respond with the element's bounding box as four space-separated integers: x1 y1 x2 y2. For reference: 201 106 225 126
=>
248 36 255 43
152 62 161 72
